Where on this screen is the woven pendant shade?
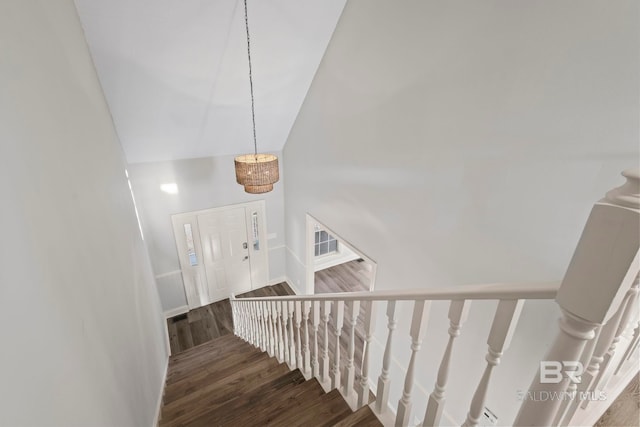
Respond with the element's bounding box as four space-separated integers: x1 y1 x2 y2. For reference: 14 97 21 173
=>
244 184 274 194
234 153 279 190
234 0 279 194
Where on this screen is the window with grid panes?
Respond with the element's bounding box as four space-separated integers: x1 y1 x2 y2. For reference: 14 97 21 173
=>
314 226 338 256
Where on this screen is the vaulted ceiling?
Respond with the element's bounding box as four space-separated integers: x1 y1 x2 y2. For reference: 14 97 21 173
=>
74 0 346 164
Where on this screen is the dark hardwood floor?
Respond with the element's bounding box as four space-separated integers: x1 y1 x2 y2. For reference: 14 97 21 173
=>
160 333 382 426
167 282 295 354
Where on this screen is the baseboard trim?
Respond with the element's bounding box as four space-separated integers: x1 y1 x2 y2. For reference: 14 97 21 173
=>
267 276 287 286
285 277 302 295
163 305 189 319
284 277 301 295
152 359 169 427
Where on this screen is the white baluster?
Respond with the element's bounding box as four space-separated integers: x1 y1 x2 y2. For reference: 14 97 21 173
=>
556 325 601 426
259 302 267 351
304 301 312 376
331 300 345 390
295 301 303 370
396 300 431 427
278 301 286 362
271 301 282 361
246 301 251 342
423 300 471 427
250 302 257 347
357 301 376 408
375 301 397 414
615 288 640 375
311 301 320 378
238 301 246 340
343 300 360 398
235 301 242 338
578 293 633 410
282 301 290 364
256 302 265 349
243 301 249 342
617 319 640 374
265 301 274 357
464 299 523 427
288 301 296 367
598 276 639 389
251 301 262 349
230 294 237 335
578 320 613 412
320 301 332 384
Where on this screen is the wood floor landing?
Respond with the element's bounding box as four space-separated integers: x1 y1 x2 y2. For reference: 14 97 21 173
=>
160 332 382 427
167 283 295 354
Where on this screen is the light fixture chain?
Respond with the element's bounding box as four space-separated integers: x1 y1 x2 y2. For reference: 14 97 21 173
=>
243 0 258 158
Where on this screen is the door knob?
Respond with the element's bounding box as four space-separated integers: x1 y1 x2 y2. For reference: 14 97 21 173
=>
243 242 248 249
243 255 249 261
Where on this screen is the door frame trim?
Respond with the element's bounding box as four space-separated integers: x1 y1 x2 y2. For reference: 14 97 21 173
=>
304 213 377 295
171 200 269 307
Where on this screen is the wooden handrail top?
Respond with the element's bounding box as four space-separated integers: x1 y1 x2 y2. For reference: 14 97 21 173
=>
233 281 560 302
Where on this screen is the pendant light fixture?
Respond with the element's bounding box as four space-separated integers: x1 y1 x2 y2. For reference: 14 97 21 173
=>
234 0 279 194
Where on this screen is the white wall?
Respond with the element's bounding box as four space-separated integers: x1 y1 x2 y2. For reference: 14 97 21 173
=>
127 154 286 312
0 1 168 426
283 1 638 424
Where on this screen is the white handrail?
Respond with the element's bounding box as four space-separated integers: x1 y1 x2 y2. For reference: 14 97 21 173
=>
235 281 560 302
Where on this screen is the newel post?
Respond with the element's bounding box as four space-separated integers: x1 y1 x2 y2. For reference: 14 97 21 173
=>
514 169 640 427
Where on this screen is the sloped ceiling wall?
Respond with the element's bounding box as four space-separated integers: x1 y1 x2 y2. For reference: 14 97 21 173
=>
74 0 346 163
282 0 639 424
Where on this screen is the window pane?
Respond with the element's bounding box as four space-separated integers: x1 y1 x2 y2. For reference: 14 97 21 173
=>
320 241 329 255
315 231 321 244
320 231 329 242
328 239 338 253
315 244 320 256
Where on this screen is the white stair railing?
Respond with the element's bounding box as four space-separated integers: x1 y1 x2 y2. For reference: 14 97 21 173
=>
232 281 559 426
229 169 639 427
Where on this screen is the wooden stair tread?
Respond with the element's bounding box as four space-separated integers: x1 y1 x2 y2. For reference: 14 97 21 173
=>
221 376 328 427
167 334 247 372
166 338 260 386
184 370 325 427
160 357 290 425
164 350 273 403
169 332 237 359
263 388 353 427
332 405 382 426
160 329 384 427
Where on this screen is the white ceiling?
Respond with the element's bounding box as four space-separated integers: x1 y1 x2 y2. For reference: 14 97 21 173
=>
74 0 346 164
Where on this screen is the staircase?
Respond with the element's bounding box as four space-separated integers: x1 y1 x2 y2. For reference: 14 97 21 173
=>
158 169 639 426
227 169 640 427
159 333 381 426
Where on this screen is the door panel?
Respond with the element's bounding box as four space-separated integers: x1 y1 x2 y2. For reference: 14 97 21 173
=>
197 207 252 302
172 202 268 310
171 215 209 309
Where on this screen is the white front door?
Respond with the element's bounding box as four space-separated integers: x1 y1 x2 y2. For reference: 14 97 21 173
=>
172 201 269 309
197 208 252 303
